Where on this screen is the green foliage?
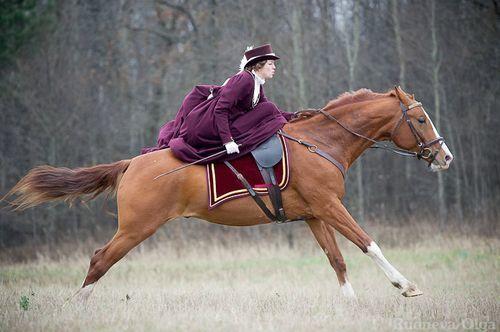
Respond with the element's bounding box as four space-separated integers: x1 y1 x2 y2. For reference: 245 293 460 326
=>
19 295 29 311
0 0 54 65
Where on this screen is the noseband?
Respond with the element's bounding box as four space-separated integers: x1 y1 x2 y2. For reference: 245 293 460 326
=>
299 99 445 166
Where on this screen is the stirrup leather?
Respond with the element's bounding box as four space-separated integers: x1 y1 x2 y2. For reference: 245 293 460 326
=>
223 160 297 223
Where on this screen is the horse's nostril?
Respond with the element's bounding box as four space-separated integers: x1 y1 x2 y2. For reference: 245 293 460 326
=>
445 155 452 162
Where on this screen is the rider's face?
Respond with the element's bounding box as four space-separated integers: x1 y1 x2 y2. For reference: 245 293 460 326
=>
255 60 276 80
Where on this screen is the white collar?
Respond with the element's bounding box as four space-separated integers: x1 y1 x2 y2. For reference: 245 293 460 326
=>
252 70 266 85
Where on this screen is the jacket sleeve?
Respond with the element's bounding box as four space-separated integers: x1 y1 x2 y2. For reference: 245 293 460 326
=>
214 73 253 144
280 110 294 121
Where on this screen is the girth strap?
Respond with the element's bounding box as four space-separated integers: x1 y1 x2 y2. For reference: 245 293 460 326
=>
278 130 346 177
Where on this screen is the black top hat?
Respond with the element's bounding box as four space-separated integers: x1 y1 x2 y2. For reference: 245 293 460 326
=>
242 44 280 69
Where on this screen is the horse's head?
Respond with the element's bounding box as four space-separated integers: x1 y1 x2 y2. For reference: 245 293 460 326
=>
391 86 453 171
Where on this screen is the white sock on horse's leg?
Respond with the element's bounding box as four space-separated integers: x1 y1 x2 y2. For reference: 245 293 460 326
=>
366 241 408 288
74 283 95 302
340 280 356 299
365 241 422 296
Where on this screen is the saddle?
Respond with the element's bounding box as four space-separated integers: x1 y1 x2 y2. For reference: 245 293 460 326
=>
223 134 299 223
207 131 345 223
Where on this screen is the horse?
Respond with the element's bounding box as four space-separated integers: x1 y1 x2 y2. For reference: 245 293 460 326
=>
4 86 453 301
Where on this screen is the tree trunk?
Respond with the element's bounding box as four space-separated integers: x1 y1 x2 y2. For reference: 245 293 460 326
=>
319 0 334 100
442 89 464 222
342 1 363 223
431 0 447 225
391 0 412 182
291 3 306 108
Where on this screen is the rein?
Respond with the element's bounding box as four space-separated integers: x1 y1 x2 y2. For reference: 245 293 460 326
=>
296 100 445 166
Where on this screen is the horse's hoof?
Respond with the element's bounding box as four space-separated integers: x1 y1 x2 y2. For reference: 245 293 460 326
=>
401 283 423 297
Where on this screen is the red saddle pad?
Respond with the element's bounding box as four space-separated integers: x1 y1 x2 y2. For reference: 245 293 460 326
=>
206 135 290 209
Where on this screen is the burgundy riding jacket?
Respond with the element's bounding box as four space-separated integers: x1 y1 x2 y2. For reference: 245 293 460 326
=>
141 70 293 163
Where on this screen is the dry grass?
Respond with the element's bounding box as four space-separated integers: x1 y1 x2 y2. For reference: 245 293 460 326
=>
0 232 498 331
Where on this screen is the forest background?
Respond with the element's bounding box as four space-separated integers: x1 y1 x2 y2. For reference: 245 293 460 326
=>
0 0 498 258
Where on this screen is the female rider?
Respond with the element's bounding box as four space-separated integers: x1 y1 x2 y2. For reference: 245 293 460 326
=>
141 44 295 163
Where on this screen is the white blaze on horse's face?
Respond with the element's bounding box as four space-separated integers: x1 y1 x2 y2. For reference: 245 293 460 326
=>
421 108 454 171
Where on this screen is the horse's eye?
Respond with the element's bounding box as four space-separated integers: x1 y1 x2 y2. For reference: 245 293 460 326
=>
418 117 426 124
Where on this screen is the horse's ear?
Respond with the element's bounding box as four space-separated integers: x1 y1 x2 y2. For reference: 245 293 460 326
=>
394 86 403 99
394 85 411 104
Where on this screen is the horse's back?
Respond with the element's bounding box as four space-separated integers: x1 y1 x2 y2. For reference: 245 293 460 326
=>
117 149 207 223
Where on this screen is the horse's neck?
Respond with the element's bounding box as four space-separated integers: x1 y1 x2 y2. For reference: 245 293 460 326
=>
291 96 399 170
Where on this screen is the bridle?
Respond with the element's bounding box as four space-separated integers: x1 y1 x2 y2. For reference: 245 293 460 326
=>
390 101 444 165
299 98 445 166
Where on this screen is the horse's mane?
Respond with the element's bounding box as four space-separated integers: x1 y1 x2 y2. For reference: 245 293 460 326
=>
292 88 396 122
325 88 394 110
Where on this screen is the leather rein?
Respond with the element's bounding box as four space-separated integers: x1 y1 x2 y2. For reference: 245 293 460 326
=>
295 100 445 167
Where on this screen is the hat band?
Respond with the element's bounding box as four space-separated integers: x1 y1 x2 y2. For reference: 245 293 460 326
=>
243 53 277 66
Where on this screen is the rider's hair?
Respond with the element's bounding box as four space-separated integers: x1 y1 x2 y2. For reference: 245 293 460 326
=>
245 60 268 72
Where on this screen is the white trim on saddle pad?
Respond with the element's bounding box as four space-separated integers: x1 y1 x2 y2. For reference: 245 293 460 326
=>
206 135 290 209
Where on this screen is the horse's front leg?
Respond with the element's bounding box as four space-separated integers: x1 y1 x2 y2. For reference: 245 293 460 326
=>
313 198 423 297
306 219 356 300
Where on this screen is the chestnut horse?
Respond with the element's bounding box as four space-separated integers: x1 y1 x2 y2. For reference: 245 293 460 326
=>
5 86 453 301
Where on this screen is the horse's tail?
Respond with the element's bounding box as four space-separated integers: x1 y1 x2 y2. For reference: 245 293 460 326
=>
2 160 131 210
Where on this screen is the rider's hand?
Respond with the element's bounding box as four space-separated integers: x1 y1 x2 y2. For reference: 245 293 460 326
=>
224 141 240 154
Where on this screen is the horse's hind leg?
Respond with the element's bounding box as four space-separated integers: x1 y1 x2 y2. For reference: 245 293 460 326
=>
74 222 159 301
306 219 356 300
314 198 422 297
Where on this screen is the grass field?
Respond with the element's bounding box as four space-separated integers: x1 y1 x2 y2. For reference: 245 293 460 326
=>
1 230 498 331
